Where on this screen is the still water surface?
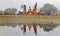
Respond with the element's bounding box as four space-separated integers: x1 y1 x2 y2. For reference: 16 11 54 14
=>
0 24 60 36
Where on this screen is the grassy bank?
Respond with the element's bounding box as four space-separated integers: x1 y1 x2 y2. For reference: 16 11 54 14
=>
0 15 60 24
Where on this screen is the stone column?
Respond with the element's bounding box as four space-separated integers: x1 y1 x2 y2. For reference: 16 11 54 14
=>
28 6 32 15
23 5 26 15
33 3 37 16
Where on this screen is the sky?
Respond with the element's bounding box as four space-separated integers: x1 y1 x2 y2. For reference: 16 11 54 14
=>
0 0 60 11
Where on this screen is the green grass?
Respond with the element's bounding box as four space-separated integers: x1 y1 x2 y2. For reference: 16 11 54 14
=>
0 15 60 24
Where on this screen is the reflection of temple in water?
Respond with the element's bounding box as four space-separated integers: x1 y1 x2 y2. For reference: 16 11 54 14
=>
21 24 37 35
23 25 26 34
28 24 32 31
21 25 26 34
21 24 59 35
33 24 37 35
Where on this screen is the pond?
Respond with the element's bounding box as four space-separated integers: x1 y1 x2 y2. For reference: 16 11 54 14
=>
0 24 60 36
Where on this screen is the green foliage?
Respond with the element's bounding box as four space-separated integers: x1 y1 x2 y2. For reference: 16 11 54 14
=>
4 8 17 15
0 10 3 13
40 4 58 15
43 24 58 32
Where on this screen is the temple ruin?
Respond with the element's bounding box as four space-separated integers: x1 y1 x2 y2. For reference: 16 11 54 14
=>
23 5 26 15
33 3 37 16
1 3 44 16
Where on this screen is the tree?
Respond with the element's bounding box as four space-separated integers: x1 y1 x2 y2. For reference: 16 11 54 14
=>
4 8 17 15
0 10 4 15
40 4 58 15
0 10 3 13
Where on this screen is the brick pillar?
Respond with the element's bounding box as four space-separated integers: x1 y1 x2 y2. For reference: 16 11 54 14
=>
28 6 32 15
33 3 37 16
23 5 26 15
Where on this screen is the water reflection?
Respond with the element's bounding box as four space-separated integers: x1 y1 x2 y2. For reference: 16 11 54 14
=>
0 23 59 36
38 24 59 32
43 24 59 32
33 24 37 35
22 25 26 34
20 24 59 35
